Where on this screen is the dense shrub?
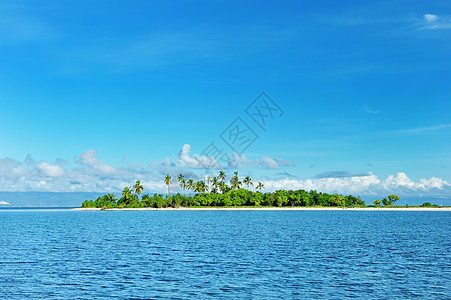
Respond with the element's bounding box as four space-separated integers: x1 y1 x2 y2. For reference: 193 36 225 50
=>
82 188 371 209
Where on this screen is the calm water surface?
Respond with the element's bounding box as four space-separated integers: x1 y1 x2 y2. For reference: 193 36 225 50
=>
0 210 450 299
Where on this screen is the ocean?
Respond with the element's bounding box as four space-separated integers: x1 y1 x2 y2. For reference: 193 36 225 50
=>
1 210 450 298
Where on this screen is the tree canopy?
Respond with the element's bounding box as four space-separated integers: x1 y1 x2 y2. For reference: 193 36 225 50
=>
81 173 380 209
81 173 406 209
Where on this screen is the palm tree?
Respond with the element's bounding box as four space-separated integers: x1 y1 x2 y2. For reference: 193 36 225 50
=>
205 175 212 191
218 171 227 182
121 186 131 204
133 180 144 197
187 179 194 196
194 181 208 193
203 181 209 193
177 174 186 195
256 182 264 191
243 176 253 189
230 171 241 190
211 176 219 194
106 193 117 203
218 181 228 194
194 181 201 193
164 174 172 196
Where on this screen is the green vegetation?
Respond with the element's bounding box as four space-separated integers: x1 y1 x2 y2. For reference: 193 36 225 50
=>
421 202 439 207
164 174 171 196
382 195 400 206
373 195 402 207
82 171 364 209
80 171 405 209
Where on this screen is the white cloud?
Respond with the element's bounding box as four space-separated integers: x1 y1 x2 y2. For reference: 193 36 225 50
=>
228 153 248 169
76 149 117 175
382 173 450 191
0 201 11 205
260 157 280 169
38 162 65 177
420 14 451 29
418 177 449 189
0 148 449 199
424 14 438 23
262 172 450 197
1 146 293 193
263 173 381 195
0 157 29 178
178 144 222 169
0 152 139 192
384 172 415 189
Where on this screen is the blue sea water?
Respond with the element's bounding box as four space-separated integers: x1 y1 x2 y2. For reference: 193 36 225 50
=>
0 210 450 299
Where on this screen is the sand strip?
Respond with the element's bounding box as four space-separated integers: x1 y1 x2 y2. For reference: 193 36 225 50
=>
73 207 451 212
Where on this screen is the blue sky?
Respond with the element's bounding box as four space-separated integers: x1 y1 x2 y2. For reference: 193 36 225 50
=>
0 0 450 201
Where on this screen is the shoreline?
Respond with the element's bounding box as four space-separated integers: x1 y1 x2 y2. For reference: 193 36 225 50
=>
74 206 451 212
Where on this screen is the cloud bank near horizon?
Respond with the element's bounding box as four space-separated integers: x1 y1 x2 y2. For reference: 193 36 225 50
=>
262 172 450 197
0 146 449 198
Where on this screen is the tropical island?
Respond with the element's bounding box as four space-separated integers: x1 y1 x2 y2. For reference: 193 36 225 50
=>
79 171 418 209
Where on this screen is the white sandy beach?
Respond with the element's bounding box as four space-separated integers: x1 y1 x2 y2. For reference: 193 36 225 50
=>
74 206 451 212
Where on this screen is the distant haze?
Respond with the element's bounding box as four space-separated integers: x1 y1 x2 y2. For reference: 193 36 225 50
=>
0 192 104 207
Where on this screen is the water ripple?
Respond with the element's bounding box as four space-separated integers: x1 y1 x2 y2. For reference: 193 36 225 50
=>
0 211 450 298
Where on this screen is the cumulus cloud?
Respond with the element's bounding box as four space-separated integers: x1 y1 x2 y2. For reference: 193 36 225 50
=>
0 152 145 192
0 147 449 199
263 174 381 195
0 201 11 205
384 172 414 189
228 153 248 169
0 146 217 192
383 172 449 191
262 172 450 196
0 157 28 178
37 162 65 177
76 149 118 175
178 144 222 169
262 157 280 169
